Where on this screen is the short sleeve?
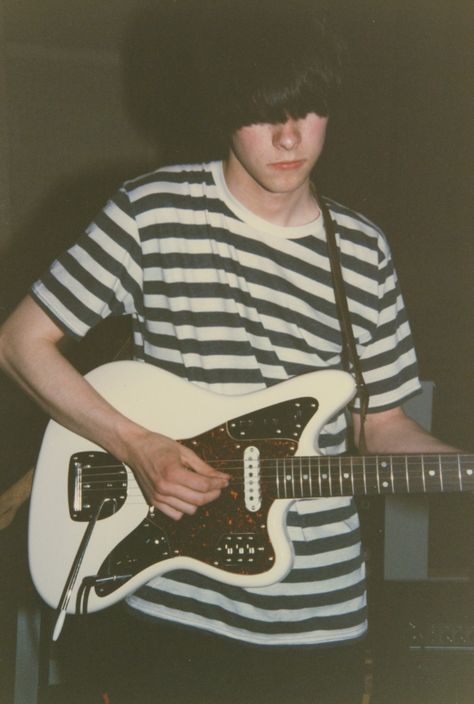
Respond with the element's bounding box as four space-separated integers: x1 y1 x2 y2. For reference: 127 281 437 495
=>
31 188 143 340
350 233 421 412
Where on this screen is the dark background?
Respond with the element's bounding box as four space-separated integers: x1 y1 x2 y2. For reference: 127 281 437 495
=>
323 1 473 451
0 1 472 702
1 0 472 472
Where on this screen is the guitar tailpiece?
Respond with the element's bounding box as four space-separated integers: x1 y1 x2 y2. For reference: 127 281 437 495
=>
76 576 97 616
76 572 134 616
52 498 117 640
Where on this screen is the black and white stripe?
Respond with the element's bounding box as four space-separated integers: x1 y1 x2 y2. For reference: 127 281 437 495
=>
31 161 420 645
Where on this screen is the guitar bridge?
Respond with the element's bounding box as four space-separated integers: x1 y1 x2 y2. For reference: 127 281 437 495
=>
68 451 127 521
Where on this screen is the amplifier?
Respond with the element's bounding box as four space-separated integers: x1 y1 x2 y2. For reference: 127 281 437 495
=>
409 620 474 651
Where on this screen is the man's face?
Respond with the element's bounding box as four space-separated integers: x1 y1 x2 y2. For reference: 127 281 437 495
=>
226 112 328 196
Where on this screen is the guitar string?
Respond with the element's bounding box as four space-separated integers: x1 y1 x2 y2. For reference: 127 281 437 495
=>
75 457 471 480
77 474 470 488
72 480 471 507
76 480 473 498
72 456 472 500
74 462 472 500
73 454 471 472
76 468 471 487
76 468 472 497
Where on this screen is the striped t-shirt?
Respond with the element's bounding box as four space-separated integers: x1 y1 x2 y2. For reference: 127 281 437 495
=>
31 161 421 646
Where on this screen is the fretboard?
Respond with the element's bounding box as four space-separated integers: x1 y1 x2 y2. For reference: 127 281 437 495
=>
273 454 474 499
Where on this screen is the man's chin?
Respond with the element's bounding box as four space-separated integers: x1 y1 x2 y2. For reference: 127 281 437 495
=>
262 171 311 195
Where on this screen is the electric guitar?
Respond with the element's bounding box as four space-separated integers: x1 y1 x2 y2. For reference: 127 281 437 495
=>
29 361 473 634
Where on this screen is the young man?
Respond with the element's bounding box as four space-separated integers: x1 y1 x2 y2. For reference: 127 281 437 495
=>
0 3 458 703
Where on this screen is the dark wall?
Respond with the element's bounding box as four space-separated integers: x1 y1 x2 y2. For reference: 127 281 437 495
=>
121 0 473 449
1 0 472 486
0 3 471 699
320 1 473 449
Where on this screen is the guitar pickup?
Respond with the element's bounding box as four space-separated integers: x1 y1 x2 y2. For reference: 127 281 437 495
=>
243 445 261 512
68 451 127 521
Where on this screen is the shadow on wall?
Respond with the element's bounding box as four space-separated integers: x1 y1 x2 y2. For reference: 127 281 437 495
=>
0 5 220 692
0 0 230 488
1 0 239 318
1 0 473 486
120 0 233 164
0 1 230 495
0 166 140 491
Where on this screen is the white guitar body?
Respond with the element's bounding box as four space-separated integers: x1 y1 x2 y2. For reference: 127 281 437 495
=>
29 361 355 617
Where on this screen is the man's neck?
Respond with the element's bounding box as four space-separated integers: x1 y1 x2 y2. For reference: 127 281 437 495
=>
223 156 319 228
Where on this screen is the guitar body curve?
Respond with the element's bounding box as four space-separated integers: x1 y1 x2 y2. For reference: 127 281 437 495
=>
28 361 356 614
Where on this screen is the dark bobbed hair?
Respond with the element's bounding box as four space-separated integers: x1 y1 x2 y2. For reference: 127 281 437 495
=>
197 0 344 147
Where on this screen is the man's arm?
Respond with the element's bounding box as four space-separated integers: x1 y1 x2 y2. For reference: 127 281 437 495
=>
0 296 229 520
352 405 459 454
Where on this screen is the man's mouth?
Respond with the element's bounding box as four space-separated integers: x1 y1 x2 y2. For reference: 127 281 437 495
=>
269 160 306 170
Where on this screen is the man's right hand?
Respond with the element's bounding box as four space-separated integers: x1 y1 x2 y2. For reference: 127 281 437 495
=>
0 297 229 522
120 428 230 521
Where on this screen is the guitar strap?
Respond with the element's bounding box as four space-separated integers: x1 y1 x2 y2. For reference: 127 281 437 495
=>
317 191 369 454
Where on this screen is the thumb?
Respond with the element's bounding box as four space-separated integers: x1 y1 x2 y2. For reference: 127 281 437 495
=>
181 445 230 482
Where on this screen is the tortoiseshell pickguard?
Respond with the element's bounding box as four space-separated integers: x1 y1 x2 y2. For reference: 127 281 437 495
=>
95 397 317 596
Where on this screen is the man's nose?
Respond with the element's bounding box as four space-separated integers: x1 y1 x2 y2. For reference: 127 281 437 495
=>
272 119 301 150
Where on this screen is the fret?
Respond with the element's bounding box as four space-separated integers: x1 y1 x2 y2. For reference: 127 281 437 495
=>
442 455 473 493
421 455 426 492
272 453 474 500
319 460 331 498
340 458 353 495
362 456 367 494
364 456 379 494
282 460 289 498
391 456 409 494
466 463 474 490
308 456 313 497
377 457 393 494
282 462 289 498
288 457 295 498
317 457 322 497
407 457 425 493
423 455 443 492
289 458 295 496
350 457 365 495
297 457 311 498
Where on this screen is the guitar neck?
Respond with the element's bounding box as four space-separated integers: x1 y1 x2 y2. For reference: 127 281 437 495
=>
272 454 474 499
